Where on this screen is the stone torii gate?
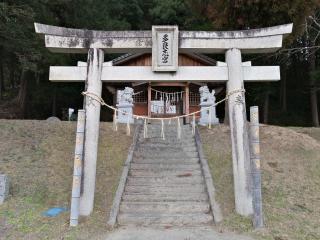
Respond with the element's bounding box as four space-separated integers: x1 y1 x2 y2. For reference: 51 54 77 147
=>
35 23 292 217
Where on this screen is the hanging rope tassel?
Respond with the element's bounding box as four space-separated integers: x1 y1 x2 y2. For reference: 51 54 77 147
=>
192 113 196 136
143 118 148 138
208 107 212 129
113 109 118 131
177 118 181 139
161 119 165 140
126 115 131 136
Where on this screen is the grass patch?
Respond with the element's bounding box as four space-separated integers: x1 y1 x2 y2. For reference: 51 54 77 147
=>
200 125 320 240
1 120 319 239
0 120 132 240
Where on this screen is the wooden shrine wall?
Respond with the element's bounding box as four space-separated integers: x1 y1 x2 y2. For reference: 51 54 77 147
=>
133 103 148 116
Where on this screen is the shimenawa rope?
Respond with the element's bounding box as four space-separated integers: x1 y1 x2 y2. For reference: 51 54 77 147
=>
81 88 245 137
82 88 244 121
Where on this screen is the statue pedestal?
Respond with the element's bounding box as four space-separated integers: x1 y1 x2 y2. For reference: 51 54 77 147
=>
116 103 134 124
199 102 219 126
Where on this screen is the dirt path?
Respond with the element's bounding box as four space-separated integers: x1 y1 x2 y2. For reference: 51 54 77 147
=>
105 226 254 240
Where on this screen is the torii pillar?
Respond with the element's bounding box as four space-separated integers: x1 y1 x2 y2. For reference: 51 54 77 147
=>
80 48 104 215
226 48 252 215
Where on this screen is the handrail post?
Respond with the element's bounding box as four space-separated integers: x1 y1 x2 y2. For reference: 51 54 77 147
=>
70 110 86 226
249 106 263 228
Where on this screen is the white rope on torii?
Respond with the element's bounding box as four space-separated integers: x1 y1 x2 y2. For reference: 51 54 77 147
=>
82 88 245 139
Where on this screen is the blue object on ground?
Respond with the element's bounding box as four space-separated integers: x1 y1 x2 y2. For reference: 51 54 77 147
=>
43 207 68 217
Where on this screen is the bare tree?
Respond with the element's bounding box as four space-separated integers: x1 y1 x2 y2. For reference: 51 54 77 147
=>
305 12 320 127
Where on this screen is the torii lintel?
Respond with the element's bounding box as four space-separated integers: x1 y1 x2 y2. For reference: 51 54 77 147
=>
34 23 292 54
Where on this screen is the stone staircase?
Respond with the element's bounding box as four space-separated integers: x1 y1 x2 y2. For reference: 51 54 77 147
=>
117 123 214 226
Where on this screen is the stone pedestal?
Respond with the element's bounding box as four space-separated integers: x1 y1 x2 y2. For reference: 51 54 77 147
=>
199 103 219 126
0 174 9 204
117 103 134 124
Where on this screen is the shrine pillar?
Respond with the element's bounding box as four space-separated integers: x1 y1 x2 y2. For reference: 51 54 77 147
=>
148 83 151 117
185 84 190 123
226 48 253 216
79 48 104 216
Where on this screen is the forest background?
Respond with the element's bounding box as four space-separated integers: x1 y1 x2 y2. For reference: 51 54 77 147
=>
1 0 320 126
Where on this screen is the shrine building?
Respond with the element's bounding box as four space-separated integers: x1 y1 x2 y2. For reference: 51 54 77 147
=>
104 52 219 119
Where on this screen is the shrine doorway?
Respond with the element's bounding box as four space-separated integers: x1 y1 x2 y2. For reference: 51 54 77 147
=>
150 86 184 118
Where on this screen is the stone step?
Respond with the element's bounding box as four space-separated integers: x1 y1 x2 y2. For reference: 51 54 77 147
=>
142 129 192 135
146 124 192 128
122 192 208 202
145 125 191 129
137 151 196 155
134 150 198 155
132 158 199 164
134 150 196 154
139 135 194 139
134 148 196 152
129 169 202 177
127 176 204 186
138 140 195 145
126 182 206 189
144 129 192 132
143 132 193 135
118 213 213 226
142 134 192 138
138 144 196 149
133 155 198 159
130 163 201 171
137 141 196 148
120 201 210 214
135 146 197 152
138 137 195 143
124 185 206 194
139 147 196 151
133 153 198 159
139 139 194 143
133 151 197 156
142 134 193 139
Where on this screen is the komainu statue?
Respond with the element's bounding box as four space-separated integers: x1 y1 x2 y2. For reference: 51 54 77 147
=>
118 87 134 105
199 86 219 125
117 87 134 124
199 86 216 104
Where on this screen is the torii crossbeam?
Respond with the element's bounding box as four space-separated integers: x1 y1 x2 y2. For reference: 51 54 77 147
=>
49 65 280 82
35 23 292 218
